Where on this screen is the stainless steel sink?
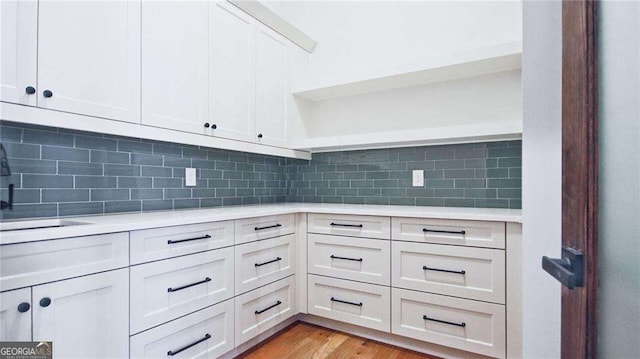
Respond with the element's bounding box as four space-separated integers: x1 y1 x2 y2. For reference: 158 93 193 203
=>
0 219 89 232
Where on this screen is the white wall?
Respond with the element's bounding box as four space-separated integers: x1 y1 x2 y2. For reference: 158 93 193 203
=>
522 1 562 358
264 0 522 87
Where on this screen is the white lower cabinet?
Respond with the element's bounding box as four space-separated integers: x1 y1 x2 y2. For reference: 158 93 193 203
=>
307 274 391 332
235 275 296 345
130 248 234 334
0 288 32 341
32 269 130 359
391 288 506 358
235 234 295 295
130 299 235 359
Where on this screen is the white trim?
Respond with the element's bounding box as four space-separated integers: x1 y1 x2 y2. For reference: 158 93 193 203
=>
228 0 317 53
292 120 523 153
0 102 312 160
506 222 523 359
293 42 522 102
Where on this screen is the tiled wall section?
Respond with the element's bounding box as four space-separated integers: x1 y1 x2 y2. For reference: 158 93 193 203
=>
0 121 287 219
286 141 522 209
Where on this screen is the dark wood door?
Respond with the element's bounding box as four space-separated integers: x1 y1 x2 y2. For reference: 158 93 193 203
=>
561 0 598 357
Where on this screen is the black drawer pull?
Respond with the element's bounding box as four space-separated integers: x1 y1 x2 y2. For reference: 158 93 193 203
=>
167 234 211 245
330 297 363 307
423 315 466 327
423 266 466 275
254 224 282 231
330 223 363 228
255 300 282 315
255 257 282 267
423 228 466 235
330 255 363 262
167 333 211 356
168 277 211 293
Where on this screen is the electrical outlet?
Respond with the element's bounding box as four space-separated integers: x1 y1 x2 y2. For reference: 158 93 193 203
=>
185 168 197 187
412 170 424 187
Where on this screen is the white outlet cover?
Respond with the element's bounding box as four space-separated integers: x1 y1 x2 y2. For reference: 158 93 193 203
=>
185 168 197 186
412 170 424 187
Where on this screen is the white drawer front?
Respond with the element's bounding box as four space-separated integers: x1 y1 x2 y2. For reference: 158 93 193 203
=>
307 274 390 332
235 235 295 295
130 221 234 264
392 242 505 304
392 217 505 249
130 299 234 359
307 213 390 240
0 232 129 291
130 248 234 334
235 214 295 244
235 275 295 345
392 288 505 358
308 234 390 285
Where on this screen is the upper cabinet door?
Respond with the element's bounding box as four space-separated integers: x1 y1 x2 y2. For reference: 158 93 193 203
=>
255 23 289 148
0 0 37 106
209 1 256 142
0 288 32 341
141 0 209 134
37 0 140 123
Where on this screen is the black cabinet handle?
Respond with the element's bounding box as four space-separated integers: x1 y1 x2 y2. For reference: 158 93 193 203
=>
25 86 36 95
167 333 211 356
330 223 363 228
17 302 30 313
39 297 51 307
330 255 363 262
422 228 466 235
423 315 466 327
257 133 263 138
423 266 466 275
255 257 282 267
167 277 211 293
254 223 282 231
211 124 217 129
255 300 282 315
330 297 362 307
204 123 210 128
167 234 211 245
42 90 53 98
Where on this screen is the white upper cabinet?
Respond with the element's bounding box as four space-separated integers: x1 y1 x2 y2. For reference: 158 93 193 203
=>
141 0 209 133
37 0 140 123
0 0 37 106
209 1 256 142
255 23 289 148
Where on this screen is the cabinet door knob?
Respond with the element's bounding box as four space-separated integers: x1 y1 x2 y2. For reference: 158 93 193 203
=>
211 124 217 129
25 86 36 95
17 302 31 313
257 133 263 139
43 90 53 98
204 123 210 128
39 297 52 307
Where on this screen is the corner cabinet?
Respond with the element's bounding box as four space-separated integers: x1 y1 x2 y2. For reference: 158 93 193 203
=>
0 0 140 123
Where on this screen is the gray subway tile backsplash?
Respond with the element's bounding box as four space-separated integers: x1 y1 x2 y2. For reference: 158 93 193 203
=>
0 121 521 219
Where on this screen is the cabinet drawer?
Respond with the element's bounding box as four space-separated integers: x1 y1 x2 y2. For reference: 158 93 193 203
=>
392 217 505 249
392 242 505 304
235 275 295 345
0 232 129 291
308 234 390 285
130 299 234 359
307 274 390 332
130 248 234 334
392 288 505 358
235 214 295 244
130 221 234 264
235 235 295 295
307 213 390 240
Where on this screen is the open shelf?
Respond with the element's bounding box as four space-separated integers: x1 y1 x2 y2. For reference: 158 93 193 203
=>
292 41 522 102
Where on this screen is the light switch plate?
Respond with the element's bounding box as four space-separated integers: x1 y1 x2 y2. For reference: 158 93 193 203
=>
412 170 424 187
185 168 197 187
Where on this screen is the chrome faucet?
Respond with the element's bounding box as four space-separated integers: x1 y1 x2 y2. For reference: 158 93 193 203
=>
0 143 14 210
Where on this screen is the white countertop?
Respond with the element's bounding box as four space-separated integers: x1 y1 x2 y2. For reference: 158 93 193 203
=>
0 203 522 245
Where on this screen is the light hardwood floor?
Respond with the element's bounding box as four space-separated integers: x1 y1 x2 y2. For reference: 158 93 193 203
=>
237 322 440 359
